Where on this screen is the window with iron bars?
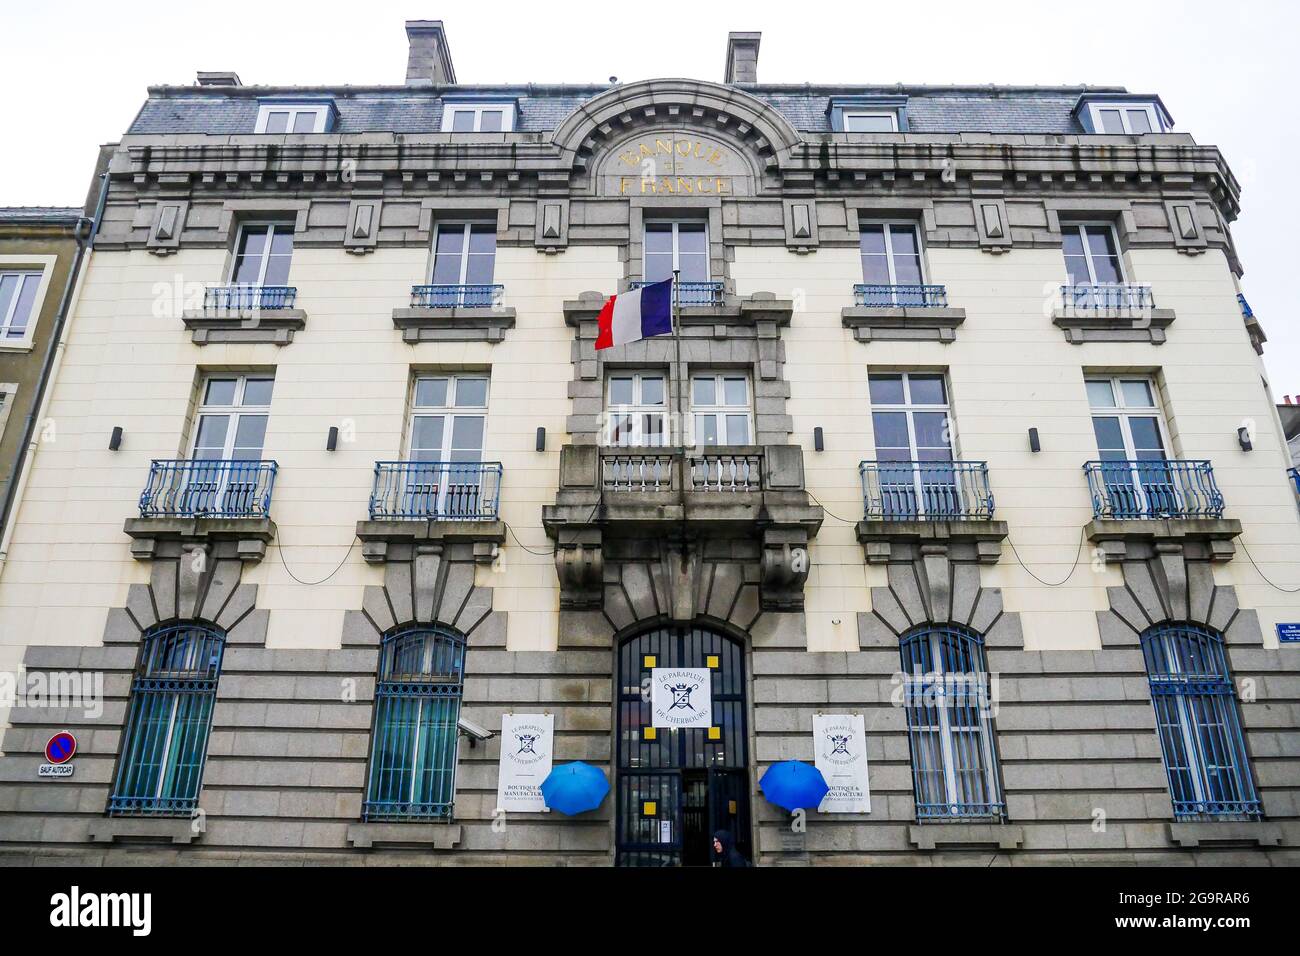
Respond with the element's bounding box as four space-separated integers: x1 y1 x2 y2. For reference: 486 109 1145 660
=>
1140 623 1262 820
108 623 224 816
363 625 467 821
899 624 1005 821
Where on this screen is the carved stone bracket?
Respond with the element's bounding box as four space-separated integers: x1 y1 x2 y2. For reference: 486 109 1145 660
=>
391 305 516 343
1052 306 1176 344
355 519 505 565
181 308 307 345
124 516 276 564
841 305 966 343
856 519 1009 565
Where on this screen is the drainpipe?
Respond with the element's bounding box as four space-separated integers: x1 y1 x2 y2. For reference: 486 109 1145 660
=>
0 172 107 572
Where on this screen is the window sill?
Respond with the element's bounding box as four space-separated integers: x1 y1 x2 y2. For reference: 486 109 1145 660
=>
0 340 36 353
346 822 462 849
841 305 966 343
909 823 1023 850
1052 307 1176 344
1166 822 1283 848
88 817 201 845
391 306 516 343
181 308 307 345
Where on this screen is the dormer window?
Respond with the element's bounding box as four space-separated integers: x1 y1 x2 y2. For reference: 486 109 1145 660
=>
829 95 908 133
441 103 515 132
1076 95 1171 135
255 103 332 134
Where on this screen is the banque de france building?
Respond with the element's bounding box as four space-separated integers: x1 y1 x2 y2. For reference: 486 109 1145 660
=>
0 22 1297 866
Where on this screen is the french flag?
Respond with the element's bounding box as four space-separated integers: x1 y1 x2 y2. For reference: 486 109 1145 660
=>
595 279 673 350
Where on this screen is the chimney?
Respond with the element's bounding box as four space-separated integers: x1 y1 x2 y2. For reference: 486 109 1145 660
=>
197 71 242 87
405 20 457 86
724 32 761 85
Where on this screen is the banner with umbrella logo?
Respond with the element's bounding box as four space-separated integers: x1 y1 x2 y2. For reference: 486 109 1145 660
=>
650 668 712 729
496 713 554 813
813 714 871 813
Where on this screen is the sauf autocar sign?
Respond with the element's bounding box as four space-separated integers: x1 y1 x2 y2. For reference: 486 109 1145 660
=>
650 668 712 729
496 713 554 813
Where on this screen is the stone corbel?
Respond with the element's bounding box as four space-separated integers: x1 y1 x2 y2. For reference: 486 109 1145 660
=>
1085 517 1242 564
857 519 1008 565
760 528 811 610
123 517 276 564
555 531 604 610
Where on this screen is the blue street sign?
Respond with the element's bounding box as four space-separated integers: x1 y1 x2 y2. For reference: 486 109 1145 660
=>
1278 623 1300 644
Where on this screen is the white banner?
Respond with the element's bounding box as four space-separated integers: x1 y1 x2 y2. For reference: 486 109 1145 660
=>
496 713 554 813
650 668 713 729
813 714 871 813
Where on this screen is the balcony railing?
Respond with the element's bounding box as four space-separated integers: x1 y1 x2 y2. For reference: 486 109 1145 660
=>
1083 459 1225 520
369 461 502 520
630 280 724 307
203 285 297 310
138 459 277 519
853 284 948 308
410 284 504 309
1237 292 1254 319
600 448 764 492
1289 467 1299 495
1060 283 1153 311
859 460 995 521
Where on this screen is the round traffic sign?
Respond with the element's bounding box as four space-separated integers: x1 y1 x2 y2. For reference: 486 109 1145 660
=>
44 731 77 765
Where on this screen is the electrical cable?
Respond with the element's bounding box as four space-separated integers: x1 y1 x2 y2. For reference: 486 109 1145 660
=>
274 532 360 586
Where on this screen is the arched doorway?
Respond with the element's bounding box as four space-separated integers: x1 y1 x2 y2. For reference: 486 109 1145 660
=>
615 625 750 867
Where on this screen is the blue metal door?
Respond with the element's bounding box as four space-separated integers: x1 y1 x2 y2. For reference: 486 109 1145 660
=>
614 626 750 867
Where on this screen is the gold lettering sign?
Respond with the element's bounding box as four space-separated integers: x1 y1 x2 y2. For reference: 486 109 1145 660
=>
598 131 750 197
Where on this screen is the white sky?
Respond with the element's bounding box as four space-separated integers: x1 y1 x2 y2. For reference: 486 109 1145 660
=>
3 0 1296 390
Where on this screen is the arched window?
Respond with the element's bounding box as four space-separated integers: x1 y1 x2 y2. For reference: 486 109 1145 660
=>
109 622 225 815
899 625 1004 820
363 625 467 821
1140 623 1261 820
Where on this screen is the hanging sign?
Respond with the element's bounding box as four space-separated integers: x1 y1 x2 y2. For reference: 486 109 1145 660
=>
651 668 713 729
496 713 554 813
813 714 871 813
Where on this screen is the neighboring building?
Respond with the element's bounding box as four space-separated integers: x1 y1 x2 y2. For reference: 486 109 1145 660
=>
0 21 1297 865
0 206 94 556
1281 398 1300 467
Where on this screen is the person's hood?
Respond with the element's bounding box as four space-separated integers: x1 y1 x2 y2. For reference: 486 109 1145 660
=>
713 829 735 854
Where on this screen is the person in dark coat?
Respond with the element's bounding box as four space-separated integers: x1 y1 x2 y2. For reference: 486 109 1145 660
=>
712 829 750 867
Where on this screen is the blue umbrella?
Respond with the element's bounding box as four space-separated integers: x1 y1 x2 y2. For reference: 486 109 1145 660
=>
759 760 829 811
540 761 611 816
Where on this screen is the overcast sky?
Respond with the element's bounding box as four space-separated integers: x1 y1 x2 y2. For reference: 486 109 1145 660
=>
3 0 1296 390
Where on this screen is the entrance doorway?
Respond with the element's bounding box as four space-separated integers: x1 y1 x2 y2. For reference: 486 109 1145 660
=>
615 625 751 867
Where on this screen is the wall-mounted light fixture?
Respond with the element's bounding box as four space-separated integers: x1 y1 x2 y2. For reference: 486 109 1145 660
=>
1028 427 1041 453
326 426 339 452
108 426 123 451
813 427 824 452
535 427 546 452
1237 425 1253 452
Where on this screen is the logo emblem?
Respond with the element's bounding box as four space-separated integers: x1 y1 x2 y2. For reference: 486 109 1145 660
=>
666 682 700 712
828 733 852 756
516 733 540 755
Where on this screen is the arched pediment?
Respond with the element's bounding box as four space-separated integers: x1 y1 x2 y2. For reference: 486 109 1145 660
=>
551 78 805 182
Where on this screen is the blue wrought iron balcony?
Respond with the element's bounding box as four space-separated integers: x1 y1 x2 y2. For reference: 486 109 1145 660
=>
138 459 278 519
369 461 502 521
853 284 949 308
1237 292 1254 319
859 460 995 521
1060 283 1153 311
204 285 297 310
1083 459 1225 520
630 280 724 306
1289 467 1299 495
410 283 504 309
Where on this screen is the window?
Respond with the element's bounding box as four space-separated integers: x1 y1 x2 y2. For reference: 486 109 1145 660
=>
109 623 224 815
1086 375 1189 516
364 625 467 820
869 372 956 518
1062 223 1125 286
605 371 667 446
860 223 924 286
255 104 330 134
0 271 42 340
184 373 274 515
1086 376 1168 463
403 374 489 518
900 625 1004 820
644 222 709 283
441 103 514 132
1141 624 1262 820
430 223 497 286
230 222 294 287
691 372 751 445
843 111 898 132
1088 102 1161 135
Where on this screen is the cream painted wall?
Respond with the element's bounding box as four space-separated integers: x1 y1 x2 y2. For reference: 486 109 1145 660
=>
733 243 1300 652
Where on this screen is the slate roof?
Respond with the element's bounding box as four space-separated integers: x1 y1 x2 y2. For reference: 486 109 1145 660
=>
127 84 1134 137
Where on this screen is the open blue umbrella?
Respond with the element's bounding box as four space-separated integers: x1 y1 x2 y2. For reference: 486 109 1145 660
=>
540 761 611 815
759 760 829 811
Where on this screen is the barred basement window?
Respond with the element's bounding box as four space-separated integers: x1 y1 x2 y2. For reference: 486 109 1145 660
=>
1140 623 1262 820
899 624 1005 821
108 623 225 816
363 625 467 821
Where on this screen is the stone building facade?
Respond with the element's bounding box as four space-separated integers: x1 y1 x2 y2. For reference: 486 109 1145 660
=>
0 21 1297 865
